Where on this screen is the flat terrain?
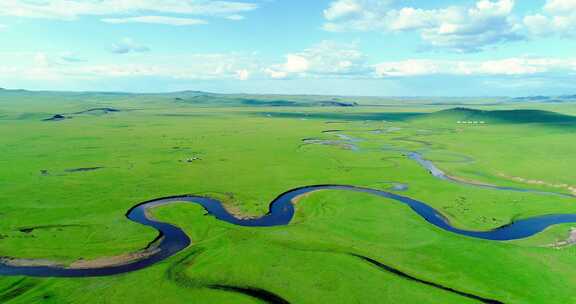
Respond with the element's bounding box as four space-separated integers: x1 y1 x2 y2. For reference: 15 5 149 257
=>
1 91 576 303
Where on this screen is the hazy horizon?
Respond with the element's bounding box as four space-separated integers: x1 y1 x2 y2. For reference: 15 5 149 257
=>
0 86 562 99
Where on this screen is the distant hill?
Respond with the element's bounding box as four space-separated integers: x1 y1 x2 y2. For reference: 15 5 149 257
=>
0 88 508 106
511 96 551 101
415 107 576 126
172 93 359 107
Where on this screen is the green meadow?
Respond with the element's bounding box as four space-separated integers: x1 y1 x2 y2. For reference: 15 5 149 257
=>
1 91 576 303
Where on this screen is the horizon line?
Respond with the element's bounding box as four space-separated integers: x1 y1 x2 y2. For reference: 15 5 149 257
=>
2 87 568 99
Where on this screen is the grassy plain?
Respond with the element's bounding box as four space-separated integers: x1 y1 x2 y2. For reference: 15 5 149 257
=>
1 91 576 303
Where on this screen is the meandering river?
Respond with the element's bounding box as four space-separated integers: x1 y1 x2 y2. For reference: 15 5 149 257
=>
2 183 576 277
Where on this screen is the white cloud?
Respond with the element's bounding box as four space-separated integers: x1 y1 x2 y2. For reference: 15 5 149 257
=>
265 41 368 79
225 14 245 21
387 8 436 31
323 0 385 31
324 0 364 20
1 47 574 87
523 14 551 36
544 0 576 12
283 55 310 73
102 16 207 26
0 51 262 82
236 69 250 80
323 0 522 52
524 0 576 37
324 0 576 51
0 0 257 21
264 68 288 79
265 41 571 80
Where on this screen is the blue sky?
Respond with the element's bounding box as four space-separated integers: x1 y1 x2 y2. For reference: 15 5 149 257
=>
0 0 575 96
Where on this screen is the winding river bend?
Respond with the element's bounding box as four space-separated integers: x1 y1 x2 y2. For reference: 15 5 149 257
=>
2 184 576 277
407 152 576 198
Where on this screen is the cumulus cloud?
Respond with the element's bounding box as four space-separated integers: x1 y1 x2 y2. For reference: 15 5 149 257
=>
323 0 523 52
282 55 310 73
264 68 288 79
524 0 576 37
110 38 150 55
324 0 365 20
265 41 369 79
102 16 207 26
324 0 576 51
0 0 257 22
264 41 573 80
323 0 386 31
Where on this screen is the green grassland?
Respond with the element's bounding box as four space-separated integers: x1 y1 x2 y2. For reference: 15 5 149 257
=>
1 90 576 303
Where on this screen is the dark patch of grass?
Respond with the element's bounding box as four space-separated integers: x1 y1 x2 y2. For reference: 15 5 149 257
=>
165 248 207 288
0 278 37 303
42 107 121 121
64 167 104 173
71 108 120 115
353 254 503 304
165 247 289 303
17 224 87 234
209 285 290 304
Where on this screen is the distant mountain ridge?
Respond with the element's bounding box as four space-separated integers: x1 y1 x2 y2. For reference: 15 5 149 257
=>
511 95 576 102
0 88 575 106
